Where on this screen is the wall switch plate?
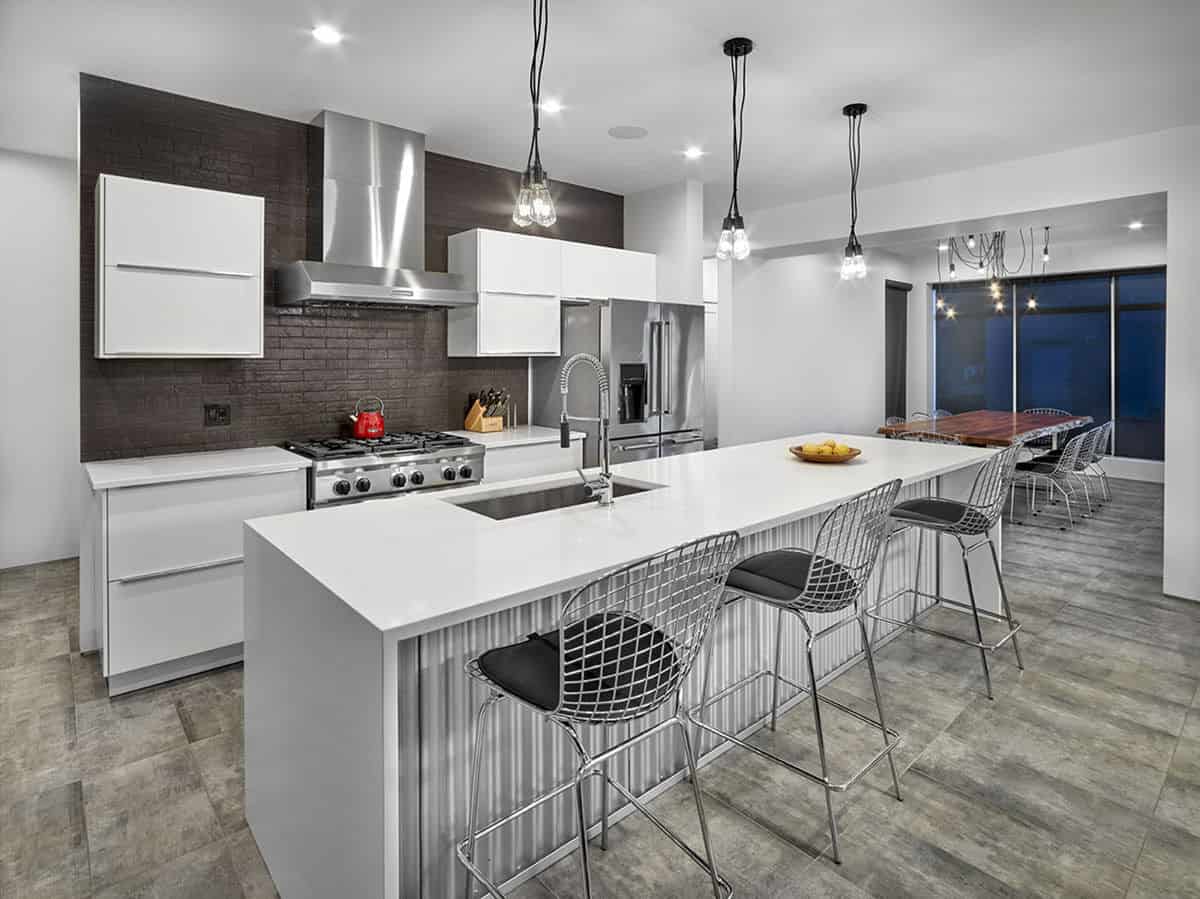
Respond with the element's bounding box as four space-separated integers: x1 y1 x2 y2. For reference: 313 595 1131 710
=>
204 403 232 427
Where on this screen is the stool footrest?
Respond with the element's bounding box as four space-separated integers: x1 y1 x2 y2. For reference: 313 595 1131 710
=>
691 667 903 794
866 587 1022 653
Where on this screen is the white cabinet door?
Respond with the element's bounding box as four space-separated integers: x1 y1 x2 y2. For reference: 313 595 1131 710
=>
477 292 561 355
107 469 306 581
100 265 262 357
102 174 263 276
561 243 656 301
477 230 561 296
108 561 244 675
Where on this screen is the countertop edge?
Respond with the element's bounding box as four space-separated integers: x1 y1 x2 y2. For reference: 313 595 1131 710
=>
85 448 312 491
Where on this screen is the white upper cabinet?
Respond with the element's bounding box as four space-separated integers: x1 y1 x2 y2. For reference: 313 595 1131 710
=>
95 174 265 358
451 229 562 296
561 242 657 302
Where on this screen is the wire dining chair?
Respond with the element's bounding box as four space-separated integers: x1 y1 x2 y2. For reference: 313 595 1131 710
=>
897 430 963 445
908 411 932 421
884 416 907 427
931 409 953 419
691 480 904 865
458 532 741 899
1010 429 1090 528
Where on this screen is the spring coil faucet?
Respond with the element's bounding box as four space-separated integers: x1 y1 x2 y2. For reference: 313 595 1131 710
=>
559 353 613 505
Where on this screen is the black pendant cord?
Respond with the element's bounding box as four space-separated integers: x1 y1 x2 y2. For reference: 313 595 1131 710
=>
846 109 862 244
526 0 549 175
727 52 748 220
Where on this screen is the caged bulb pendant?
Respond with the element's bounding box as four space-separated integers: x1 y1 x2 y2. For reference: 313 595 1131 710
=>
839 102 868 281
512 0 557 228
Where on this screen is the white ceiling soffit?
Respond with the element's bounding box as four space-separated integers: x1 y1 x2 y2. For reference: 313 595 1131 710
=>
3 1 1199 205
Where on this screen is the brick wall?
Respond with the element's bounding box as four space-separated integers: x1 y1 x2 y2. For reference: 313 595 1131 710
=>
79 75 622 461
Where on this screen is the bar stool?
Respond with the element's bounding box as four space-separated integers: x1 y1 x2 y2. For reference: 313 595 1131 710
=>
457 531 740 899
866 443 1024 700
690 480 904 865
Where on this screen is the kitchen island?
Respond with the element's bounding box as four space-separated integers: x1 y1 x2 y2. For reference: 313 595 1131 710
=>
243 434 1001 899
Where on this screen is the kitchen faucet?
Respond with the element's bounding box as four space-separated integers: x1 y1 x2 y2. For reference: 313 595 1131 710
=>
559 352 613 505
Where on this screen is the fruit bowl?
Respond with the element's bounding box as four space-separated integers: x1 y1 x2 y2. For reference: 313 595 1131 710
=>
789 443 862 464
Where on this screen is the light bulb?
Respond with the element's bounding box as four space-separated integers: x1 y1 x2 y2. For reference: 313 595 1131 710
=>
937 242 949 252
854 253 867 279
1027 296 1038 310
716 228 733 261
512 186 533 227
731 228 750 261
967 234 976 249
949 263 957 280
936 296 945 310
946 307 957 319
978 261 986 273
994 301 1005 312
531 184 556 227
1042 250 1050 262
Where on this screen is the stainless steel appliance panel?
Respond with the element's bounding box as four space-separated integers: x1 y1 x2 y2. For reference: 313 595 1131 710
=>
609 435 661 464
531 303 602 466
660 429 705 457
659 303 705 437
603 300 660 441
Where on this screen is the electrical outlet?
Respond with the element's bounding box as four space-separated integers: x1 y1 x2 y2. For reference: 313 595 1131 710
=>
204 403 232 427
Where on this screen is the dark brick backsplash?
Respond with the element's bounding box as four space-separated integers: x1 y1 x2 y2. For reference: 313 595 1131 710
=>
79 75 622 461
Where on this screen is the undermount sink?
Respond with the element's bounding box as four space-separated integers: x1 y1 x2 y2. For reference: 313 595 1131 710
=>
450 479 661 521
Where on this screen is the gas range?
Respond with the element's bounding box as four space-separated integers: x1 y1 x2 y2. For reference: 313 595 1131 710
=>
283 432 485 508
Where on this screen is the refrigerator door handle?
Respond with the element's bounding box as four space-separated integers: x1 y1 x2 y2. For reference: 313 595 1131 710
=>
649 320 661 414
662 319 672 414
615 440 660 452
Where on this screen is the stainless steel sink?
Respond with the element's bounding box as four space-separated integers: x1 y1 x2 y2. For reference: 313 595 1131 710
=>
452 479 660 521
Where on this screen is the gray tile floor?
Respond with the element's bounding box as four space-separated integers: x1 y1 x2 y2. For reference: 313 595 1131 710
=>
2 479 1197 897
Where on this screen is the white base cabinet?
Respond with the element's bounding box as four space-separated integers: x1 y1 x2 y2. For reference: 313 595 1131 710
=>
81 455 307 694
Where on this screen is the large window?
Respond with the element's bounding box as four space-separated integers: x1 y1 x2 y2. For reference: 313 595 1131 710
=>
934 267 1165 460
934 284 1012 414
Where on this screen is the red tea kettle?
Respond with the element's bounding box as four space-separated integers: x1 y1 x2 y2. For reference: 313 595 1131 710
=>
349 396 385 439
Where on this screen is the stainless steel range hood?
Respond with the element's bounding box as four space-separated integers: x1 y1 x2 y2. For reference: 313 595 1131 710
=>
278 111 475 307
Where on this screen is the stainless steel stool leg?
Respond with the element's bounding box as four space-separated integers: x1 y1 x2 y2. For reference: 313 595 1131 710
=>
804 634 841 864
958 536 994 700
910 527 924 627
986 537 1023 671
463 692 501 899
572 773 594 899
599 760 610 850
769 605 785 731
692 615 721 766
676 717 725 899
858 614 902 802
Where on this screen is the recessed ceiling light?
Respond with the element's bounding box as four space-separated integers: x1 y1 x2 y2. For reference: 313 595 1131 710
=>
1128 220 1144 230
683 146 705 160
312 24 343 45
539 98 563 115
608 125 648 140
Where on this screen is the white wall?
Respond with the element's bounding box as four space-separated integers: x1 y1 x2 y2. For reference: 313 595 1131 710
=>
0 149 79 569
719 248 913 446
624 179 705 303
734 125 1199 600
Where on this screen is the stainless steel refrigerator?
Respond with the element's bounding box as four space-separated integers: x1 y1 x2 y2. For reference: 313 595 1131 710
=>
532 299 705 466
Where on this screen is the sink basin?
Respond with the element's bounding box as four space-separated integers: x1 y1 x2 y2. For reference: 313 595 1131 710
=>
451 479 660 521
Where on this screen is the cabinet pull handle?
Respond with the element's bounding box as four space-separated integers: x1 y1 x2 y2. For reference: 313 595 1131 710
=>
115 263 256 279
115 555 243 585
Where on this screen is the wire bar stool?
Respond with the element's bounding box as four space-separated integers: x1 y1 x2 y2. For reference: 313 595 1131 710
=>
865 444 1024 700
457 532 741 899
690 480 904 865
1010 429 1092 528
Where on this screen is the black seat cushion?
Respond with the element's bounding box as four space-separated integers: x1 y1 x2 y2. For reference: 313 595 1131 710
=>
726 550 859 607
1014 460 1057 474
890 497 990 534
478 612 679 716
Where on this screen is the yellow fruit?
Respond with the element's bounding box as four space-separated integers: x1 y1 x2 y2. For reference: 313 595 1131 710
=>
819 445 833 455
823 438 837 447
801 443 819 454
835 444 851 455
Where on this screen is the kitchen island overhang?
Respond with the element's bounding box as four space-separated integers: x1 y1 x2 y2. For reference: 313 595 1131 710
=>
243 435 1002 899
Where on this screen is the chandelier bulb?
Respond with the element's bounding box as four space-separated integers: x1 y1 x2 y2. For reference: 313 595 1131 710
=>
967 234 976 249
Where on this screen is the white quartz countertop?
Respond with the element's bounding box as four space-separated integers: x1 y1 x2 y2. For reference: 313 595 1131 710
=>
245 434 995 638
85 446 311 491
445 425 586 448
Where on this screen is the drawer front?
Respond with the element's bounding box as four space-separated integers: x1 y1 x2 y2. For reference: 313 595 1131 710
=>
108 561 243 675
107 470 306 581
482 440 583 482
100 265 262 357
102 175 263 276
477 292 561 355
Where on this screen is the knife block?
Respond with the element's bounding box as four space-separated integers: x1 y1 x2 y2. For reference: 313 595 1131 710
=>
464 400 504 433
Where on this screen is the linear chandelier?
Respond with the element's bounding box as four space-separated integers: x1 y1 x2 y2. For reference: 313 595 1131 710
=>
935 226 1051 316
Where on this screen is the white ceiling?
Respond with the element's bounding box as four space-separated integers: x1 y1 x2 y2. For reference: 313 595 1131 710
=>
3 0 1200 208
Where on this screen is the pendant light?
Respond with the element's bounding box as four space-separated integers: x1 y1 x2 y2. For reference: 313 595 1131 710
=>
839 103 868 280
512 0 556 228
715 37 753 261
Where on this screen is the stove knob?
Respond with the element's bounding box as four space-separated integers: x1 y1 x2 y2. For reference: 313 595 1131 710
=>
458 465 473 480
391 472 407 488
355 477 372 493
333 479 352 496
409 470 425 486
442 467 457 481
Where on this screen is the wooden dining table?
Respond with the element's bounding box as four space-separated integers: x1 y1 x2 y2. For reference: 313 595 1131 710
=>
878 410 1093 447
